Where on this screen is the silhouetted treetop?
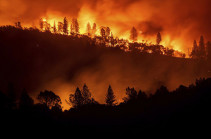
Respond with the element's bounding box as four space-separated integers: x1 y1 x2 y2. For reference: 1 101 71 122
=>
37 90 61 109
106 85 116 106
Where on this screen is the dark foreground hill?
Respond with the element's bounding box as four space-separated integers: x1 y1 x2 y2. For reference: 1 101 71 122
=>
0 78 211 131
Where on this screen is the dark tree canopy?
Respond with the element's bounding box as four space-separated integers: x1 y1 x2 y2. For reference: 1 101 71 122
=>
123 87 138 103
37 90 61 109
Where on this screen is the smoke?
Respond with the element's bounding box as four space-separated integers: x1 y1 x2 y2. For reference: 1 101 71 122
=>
1 0 211 52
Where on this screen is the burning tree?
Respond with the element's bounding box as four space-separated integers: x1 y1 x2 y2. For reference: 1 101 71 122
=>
15 22 22 28
130 27 138 42
106 27 111 37
39 18 44 30
53 21 57 33
100 28 106 38
92 23 97 36
156 32 162 45
86 22 91 36
63 17 68 35
58 22 64 33
71 18 79 34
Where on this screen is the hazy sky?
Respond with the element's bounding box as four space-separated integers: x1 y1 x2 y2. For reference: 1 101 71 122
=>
1 0 211 53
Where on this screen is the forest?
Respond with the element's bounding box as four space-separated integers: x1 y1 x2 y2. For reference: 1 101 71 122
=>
0 25 211 130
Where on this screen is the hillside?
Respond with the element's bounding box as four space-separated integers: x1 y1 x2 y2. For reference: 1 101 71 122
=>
0 26 209 107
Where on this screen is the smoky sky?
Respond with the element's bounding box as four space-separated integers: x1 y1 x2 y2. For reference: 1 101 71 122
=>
1 0 211 46
1 0 211 51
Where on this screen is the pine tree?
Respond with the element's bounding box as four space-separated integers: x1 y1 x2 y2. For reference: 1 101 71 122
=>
130 27 138 42
106 85 116 106
70 24 74 35
86 22 91 36
92 23 97 36
156 32 162 45
74 18 79 34
82 84 92 104
68 87 83 108
63 17 68 35
190 40 198 58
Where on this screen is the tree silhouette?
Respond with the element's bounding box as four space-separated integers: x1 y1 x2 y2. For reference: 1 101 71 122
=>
75 19 79 34
86 22 91 37
130 27 138 42
154 85 169 96
67 87 83 108
71 18 79 34
58 22 64 33
19 89 34 110
82 84 92 105
123 87 138 103
156 32 162 45
106 27 111 37
106 85 116 106
190 40 198 58
92 23 97 36
37 90 61 109
101 28 106 38
63 17 68 35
